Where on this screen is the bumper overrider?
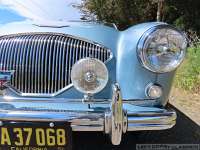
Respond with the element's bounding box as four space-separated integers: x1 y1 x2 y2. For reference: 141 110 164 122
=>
0 84 176 145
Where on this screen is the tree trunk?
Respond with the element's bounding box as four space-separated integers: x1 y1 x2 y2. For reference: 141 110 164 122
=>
157 0 164 22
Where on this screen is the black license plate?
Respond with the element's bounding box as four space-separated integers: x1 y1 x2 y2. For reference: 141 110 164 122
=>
0 121 72 150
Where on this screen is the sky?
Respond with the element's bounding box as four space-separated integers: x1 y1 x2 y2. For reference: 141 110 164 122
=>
0 7 24 24
0 0 83 24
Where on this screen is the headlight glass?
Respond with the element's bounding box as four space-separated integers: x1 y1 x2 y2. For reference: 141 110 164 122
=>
71 58 108 94
138 25 187 73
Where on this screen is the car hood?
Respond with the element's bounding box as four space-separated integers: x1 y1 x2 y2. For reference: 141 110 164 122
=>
0 0 93 26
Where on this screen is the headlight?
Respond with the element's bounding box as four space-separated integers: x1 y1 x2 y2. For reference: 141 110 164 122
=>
71 58 108 94
137 25 187 73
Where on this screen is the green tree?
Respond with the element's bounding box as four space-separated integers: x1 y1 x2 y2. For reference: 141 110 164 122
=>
79 0 200 34
165 0 200 33
79 0 157 29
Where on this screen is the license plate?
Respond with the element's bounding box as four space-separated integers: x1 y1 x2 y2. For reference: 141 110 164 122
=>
0 121 72 150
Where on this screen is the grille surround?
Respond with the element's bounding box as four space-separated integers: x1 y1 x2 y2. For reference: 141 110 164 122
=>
0 33 112 96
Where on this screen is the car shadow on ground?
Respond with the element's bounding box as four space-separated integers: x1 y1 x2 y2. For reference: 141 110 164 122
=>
73 106 200 150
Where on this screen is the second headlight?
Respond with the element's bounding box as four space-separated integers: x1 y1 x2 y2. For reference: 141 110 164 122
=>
137 25 187 73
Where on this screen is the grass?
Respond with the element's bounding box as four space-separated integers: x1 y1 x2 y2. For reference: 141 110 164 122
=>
174 45 200 93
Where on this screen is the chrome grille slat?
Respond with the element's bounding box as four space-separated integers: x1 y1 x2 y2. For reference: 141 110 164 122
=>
94 45 98 59
47 36 54 93
44 36 50 93
97 46 101 60
75 40 80 61
41 36 47 93
8 39 15 71
59 36 65 90
64 37 70 86
67 38 73 86
37 36 44 93
86 43 90 57
92 44 95 58
3 39 10 69
34 35 41 93
21 36 28 91
16 38 23 90
28 36 35 92
0 33 112 94
54 36 61 92
18 37 26 91
24 37 30 92
82 41 86 58
5 38 13 70
3 39 9 69
12 38 19 87
61 37 67 89
23 36 31 92
0 39 6 69
30 36 35 92
101 47 104 61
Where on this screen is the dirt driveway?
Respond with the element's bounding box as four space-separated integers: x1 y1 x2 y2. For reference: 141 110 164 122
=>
170 88 200 126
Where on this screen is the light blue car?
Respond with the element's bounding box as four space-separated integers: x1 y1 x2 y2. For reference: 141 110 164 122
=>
0 0 187 148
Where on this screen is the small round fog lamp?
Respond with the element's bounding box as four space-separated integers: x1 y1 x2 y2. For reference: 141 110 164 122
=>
71 58 108 94
146 84 163 99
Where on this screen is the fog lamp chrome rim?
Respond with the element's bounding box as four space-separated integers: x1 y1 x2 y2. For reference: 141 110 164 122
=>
71 58 109 94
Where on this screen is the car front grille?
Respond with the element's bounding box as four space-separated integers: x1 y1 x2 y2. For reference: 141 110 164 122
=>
0 33 112 94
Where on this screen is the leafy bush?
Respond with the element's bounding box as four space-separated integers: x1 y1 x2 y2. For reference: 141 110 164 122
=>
175 45 200 93
79 0 200 34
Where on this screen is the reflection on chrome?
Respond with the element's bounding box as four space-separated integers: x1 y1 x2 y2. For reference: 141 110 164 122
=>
0 83 176 145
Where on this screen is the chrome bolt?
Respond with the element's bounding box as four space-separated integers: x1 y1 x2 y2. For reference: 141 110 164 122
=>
0 121 3 126
84 71 96 83
49 122 54 127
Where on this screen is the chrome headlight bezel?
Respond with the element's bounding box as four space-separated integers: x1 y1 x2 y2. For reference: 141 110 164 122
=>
137 24 188 73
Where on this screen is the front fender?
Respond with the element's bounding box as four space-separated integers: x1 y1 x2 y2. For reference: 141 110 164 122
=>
117 22 175 106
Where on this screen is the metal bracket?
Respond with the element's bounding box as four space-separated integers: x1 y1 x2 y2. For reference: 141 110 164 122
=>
105 83 127 145
83 93 94 103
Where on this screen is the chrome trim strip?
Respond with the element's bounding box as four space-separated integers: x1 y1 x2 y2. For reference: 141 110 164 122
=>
19 84 73 97
0 95 158 104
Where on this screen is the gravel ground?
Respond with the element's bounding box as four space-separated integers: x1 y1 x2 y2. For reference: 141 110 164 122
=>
73 105 200 150
170 88 200 126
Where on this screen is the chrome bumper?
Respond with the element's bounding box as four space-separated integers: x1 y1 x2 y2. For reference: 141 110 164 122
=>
0 84 176 145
